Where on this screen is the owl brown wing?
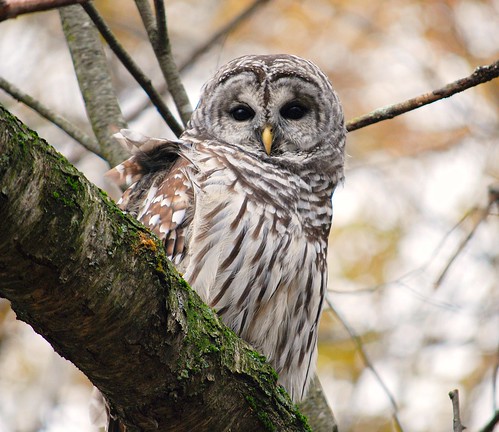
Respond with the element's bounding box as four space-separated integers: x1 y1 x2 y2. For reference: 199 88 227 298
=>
106 129 195 264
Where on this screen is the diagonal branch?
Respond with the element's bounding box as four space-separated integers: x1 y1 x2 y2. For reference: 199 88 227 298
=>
81 1 184 137
178 0 270 73
153 0 167 49
134 0 192 125
0 75 100 155
326 294 404 432
0 0 87 20
480 410 499 432
0 104 310 431
347 59 499 132
152 0 192 124
126 0 270 122
433 187 497 289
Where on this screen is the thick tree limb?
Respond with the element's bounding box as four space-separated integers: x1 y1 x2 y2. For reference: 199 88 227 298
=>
346 59 499 132
0 0 86 20
0 105 310 431
60 4 128 167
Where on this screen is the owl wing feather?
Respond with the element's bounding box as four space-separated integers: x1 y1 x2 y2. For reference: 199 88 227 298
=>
106 129 195 264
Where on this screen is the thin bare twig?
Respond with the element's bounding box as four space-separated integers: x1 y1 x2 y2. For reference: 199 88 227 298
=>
347 59 499 132
325 294 404 432
0 0 87 21
153 0 191 123
81 1 183 137
153 0 166 50
489 184 499 208
134 0 192 125
434 185 499 288
178 0 270 73
433 207 488 288
332 184 498 299
328 206 474 296
449 389 465 432
126 0 269 122
493 345 499 413
0 76 101 156
480 410 499 432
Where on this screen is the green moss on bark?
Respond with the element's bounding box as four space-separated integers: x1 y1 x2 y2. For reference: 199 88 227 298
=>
0 104 314 431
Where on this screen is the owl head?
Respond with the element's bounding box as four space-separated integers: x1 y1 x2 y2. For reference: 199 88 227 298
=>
187 54 345 176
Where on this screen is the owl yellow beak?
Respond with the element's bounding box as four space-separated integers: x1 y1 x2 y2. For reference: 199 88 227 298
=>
262 126 273 155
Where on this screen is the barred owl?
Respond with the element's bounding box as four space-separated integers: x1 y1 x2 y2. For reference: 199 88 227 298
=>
105 54 345 424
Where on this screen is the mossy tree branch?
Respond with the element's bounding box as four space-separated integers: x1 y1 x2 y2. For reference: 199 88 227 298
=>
0 104 311 432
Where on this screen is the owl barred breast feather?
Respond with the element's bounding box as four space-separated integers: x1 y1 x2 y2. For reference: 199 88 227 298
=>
107 54 345 409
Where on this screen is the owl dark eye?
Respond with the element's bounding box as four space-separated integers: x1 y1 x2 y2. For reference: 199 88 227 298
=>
280 102 308 120
230 105 255 121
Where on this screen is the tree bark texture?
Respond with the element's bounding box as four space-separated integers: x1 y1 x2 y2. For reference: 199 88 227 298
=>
299 376 338 432
0 105 311 431
60 4 128 167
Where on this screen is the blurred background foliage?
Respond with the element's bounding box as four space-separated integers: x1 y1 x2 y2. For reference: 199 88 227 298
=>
0 0 498 431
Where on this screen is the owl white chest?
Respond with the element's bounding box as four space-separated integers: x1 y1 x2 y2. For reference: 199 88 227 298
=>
182 151 329 401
